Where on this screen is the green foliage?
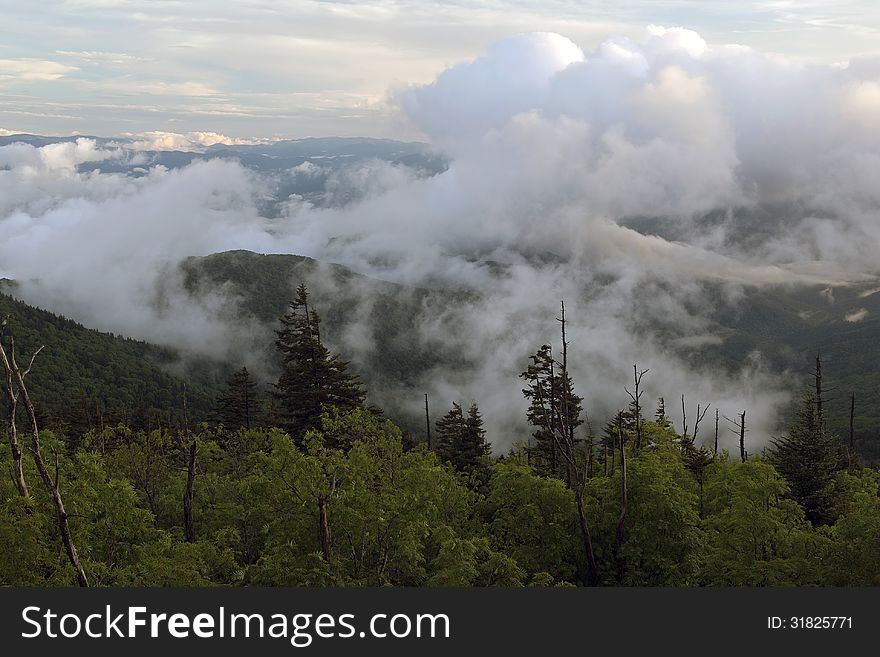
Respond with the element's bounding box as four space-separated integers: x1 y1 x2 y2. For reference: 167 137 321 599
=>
4 277 880 588
589 425 704 585
700 458 825 586
273 284 365 437
768 390 846 524
0 292 218 431
482 462 579 583
214 366 262 430
435 401 491 476
822 470 880 585
520 344 584 477
248 410 476 585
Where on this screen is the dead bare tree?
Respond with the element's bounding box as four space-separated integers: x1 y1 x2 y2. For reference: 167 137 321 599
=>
714 408 719 455
725 412 748 463
680 400 712 519
613 412 627 583
424 393 432 450
680 394 688 438
691 403 710 445
586 433 594 480
625 365 648 451
0 319 28 497
317 470 338 563
177 385 197 543
848 392 856 468
0 333 88 586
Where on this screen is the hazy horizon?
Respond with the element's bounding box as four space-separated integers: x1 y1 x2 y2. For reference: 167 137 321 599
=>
5 1 880 139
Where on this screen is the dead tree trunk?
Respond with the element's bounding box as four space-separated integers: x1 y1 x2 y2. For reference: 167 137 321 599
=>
613 413 628 583
692 403 710 445
587 434 594 480
318 494 332 562
815 354 824 426
626 365 647 451
739 411 746 463
179 386 196 543
424 393 431 450
848 392 855 467
681 394 688 438
714 408 719 455
0 336 87 586
0 331 28 496
182 439 196 543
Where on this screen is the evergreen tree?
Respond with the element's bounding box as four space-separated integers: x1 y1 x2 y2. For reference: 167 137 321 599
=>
520 344 583 478
273 284 366 438
435 401 491 474
768 389 845 525
215 366 261 430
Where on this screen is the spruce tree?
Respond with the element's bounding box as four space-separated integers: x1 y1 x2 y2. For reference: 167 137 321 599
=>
274 283 365 438
436 401 491 474
768 389 845 525
520 344 583 478
215 366 261 430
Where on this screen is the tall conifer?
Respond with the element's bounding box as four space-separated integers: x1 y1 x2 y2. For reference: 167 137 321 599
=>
274 283 365 437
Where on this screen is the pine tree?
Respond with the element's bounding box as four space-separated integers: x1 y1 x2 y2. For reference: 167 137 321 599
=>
768 389 845 525
215 366 261 430
274 283 366 438
520 344 583 478
435 401 491 474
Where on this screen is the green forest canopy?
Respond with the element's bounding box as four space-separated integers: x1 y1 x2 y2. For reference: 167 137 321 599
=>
1 284 879 587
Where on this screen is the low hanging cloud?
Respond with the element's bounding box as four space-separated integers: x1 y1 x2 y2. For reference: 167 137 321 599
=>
122 131 266 152
3 26 880 451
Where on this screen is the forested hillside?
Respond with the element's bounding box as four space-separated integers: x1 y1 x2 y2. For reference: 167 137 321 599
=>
0 291 218 432
181 250 880 461
181 250 475 391
2 284 879 587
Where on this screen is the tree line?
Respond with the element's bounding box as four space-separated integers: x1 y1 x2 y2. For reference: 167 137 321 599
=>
1 287 878 587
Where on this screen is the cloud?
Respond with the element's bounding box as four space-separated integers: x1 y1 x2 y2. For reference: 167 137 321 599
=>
123 130 263 152
398 32 585 144
6 27 880 450
0 58 78 81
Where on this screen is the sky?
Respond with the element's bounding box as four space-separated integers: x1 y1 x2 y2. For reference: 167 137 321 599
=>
2 0 880 140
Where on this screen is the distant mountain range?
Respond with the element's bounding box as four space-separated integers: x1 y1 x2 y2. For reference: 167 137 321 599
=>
0 133 447 215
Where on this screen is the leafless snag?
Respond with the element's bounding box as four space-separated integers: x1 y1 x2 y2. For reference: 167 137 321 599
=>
847 393 858 468
317 469 338 563
714 408 719 455
0 319 28 497
679 399 712 519
613 412 628 583
0 333 88 586
692 403 710 445
424 393 431 450
681 394 688 438
625 365 648 451
177 384 197 543
725 411 748 463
